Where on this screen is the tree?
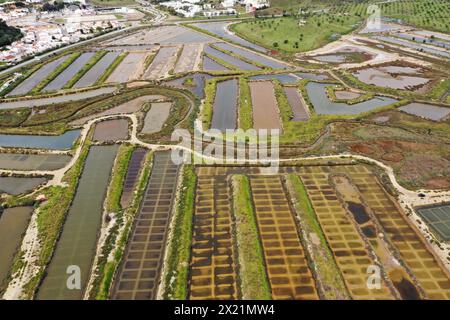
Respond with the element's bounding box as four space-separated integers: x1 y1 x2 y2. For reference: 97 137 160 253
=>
0 19 23 48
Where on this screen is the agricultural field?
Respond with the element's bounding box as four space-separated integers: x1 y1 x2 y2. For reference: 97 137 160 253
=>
0 0 449 305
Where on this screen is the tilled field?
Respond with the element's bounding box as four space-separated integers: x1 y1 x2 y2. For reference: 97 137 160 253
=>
111 151 180 300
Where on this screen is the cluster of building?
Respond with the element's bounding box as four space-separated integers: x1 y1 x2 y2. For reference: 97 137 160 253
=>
0 5 126 63
159 0 269 18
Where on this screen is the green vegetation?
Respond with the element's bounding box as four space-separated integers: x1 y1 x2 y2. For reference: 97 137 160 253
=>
0 108 31 127
95 52 128 85
277 79 406 144
200 76 238 130
202 78 216 130
238 77 253 130
273 79 293 121
182 77 195 87
326 85 375 105
0 63 42 97
231 174 271 300
269 0 449 33
14 86 192 138
93 151 154 300
231 15 362 54
335 69 447 102
0 19 23 48
286 174 350 300
106 144 135 213
15 129 94 298
204 52 238 71
32 52 82 93
90 0 136 6
377 0 450 32
64 51 107 89
210 43 269 69
143 51 157 71
163 165 196 299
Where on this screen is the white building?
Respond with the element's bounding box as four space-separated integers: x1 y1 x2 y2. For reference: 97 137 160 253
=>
221 0 236 8
159 1 202 17
203 8 236 17
245 0 269 10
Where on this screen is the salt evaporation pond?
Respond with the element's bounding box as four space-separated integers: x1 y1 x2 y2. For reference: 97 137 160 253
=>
0 130 80 150
399 103 450 121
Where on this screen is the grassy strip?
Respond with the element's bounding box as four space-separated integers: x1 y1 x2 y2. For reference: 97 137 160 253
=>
273 79 293 122
278 79 408 145
169 46 184 76
86 144 135 299
204 52 238 71
143 51 157 71
163 165 196 299
0 64 42 97
427 78 450 101
231 174 271 300
209 43 268 70
15 129 94 298
202 78 216 130
94 151 154 300
230 16 362 54
182 77 195 87
0 108 31 127
106 144 135 213
32 52 82 93
200 76 238 131
238 77 253 130
285 174 350 300
63 51 107 89
95 52 128 85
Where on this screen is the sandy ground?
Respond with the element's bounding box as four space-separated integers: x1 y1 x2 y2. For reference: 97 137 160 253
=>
143 46 180 80
106 51 150 83
141 102 172 134
173 44 203 74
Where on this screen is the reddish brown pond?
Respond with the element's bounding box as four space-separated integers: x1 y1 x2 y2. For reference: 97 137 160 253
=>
93 119 129 142
249 81 282 131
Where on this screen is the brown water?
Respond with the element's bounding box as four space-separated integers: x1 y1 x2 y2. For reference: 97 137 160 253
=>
93 119 129 142
249 81 282 130
283 86 309 121
347 202 371 224
0 206 34 288
389 270 420 300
